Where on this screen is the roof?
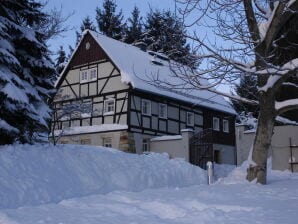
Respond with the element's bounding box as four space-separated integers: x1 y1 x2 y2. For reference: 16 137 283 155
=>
58 30 236 115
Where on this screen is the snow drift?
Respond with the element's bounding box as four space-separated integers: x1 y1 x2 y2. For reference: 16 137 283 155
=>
0 144 206 209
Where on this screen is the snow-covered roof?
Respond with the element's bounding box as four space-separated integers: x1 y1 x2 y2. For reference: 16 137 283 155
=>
58 30 236 115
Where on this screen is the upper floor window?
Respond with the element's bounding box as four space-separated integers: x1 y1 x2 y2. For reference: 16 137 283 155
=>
80 68 97 83
142 99 151 115
213 117 220 131
80 70 88 83
223 119 229 133
104 98 115 115
159 103 167 118
186 112 194 126
89 68 97 81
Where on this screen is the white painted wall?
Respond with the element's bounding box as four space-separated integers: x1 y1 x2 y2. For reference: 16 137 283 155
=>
236 125 298 171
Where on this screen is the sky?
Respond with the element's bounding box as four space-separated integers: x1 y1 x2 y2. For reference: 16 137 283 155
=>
45 0 232 94
46 0 175 55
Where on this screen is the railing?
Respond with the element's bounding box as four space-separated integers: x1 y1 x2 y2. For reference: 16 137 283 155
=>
189 128 214 169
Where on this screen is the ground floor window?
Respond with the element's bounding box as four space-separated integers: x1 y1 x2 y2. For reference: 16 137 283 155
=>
80 139 91 145
103 137 112 148
142 139 150 152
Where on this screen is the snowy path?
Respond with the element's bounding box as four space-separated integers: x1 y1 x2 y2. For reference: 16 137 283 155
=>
1 177 298 224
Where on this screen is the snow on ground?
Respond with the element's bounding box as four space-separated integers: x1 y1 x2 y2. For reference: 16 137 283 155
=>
0 144 205 209
1 144 298 224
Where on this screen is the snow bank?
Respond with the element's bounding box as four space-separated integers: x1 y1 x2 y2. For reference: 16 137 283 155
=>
217 158 298 185
0 144 206 209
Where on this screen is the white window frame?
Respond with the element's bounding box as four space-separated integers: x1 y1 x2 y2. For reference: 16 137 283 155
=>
158 103 167 119
104 98 115 115
103 137 112 148
89 68 97 81
80 70 88 83
142 139 150 152
142 99 151 115
80 139 91 145
186 112 194 126
223 119 229 133
213 117 220 131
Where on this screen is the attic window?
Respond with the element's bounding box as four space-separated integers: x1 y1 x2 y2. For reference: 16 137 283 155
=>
85 42 90 50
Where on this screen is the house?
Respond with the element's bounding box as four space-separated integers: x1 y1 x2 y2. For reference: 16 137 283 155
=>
52 30 237 165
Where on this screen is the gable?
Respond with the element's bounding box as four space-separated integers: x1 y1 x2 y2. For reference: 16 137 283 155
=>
69 33 107 68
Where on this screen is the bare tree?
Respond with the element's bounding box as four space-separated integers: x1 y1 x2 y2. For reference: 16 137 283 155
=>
163 0 298 184
50 96 93 145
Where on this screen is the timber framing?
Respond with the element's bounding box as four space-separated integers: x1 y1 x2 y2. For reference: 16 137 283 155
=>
52 30 236 150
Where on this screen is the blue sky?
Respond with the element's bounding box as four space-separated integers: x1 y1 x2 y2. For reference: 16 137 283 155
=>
46 0 175 55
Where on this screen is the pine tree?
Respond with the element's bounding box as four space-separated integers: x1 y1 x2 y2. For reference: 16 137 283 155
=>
75 16 96 45
231 75 259 118
124 6 142 44
55 46 67 75
68 45 74 59
95 0 124 40
142 9 197 67
0 0 55 144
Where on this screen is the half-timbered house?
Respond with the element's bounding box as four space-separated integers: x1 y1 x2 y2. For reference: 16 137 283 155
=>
53 30 237 164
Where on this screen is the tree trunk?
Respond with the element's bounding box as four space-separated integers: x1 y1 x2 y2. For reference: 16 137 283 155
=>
246 93 276 184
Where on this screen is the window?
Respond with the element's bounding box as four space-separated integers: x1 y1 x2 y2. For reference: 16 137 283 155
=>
142 99 151 115
213 117 220 131
103 137 112 147
142 139 150 152
223 119 229 133
159 103 167 118
186 112 194 126
89 68 97 81
80 70 88 83
104 98 115 115
80 139 91 145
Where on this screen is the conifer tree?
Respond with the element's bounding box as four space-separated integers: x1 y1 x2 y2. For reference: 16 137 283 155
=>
142 9 197 67
124 6 143 44
75 16 96 45
55 46 67 75
95 0 124 40
0 0 55 144
231 75 259 118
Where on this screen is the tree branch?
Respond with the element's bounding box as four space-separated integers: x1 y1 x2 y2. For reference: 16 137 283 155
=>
243 0 261 45
276 99 298 115
263 0 298 50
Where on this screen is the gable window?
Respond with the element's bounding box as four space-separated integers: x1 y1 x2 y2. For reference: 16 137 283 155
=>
223 119 229 133
142 99 151 115
159 103 167 119
103 137 112 147
213 117 220 131
80 70 88 83
104 98 115 115
89 68 97 81
186 112 194 126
